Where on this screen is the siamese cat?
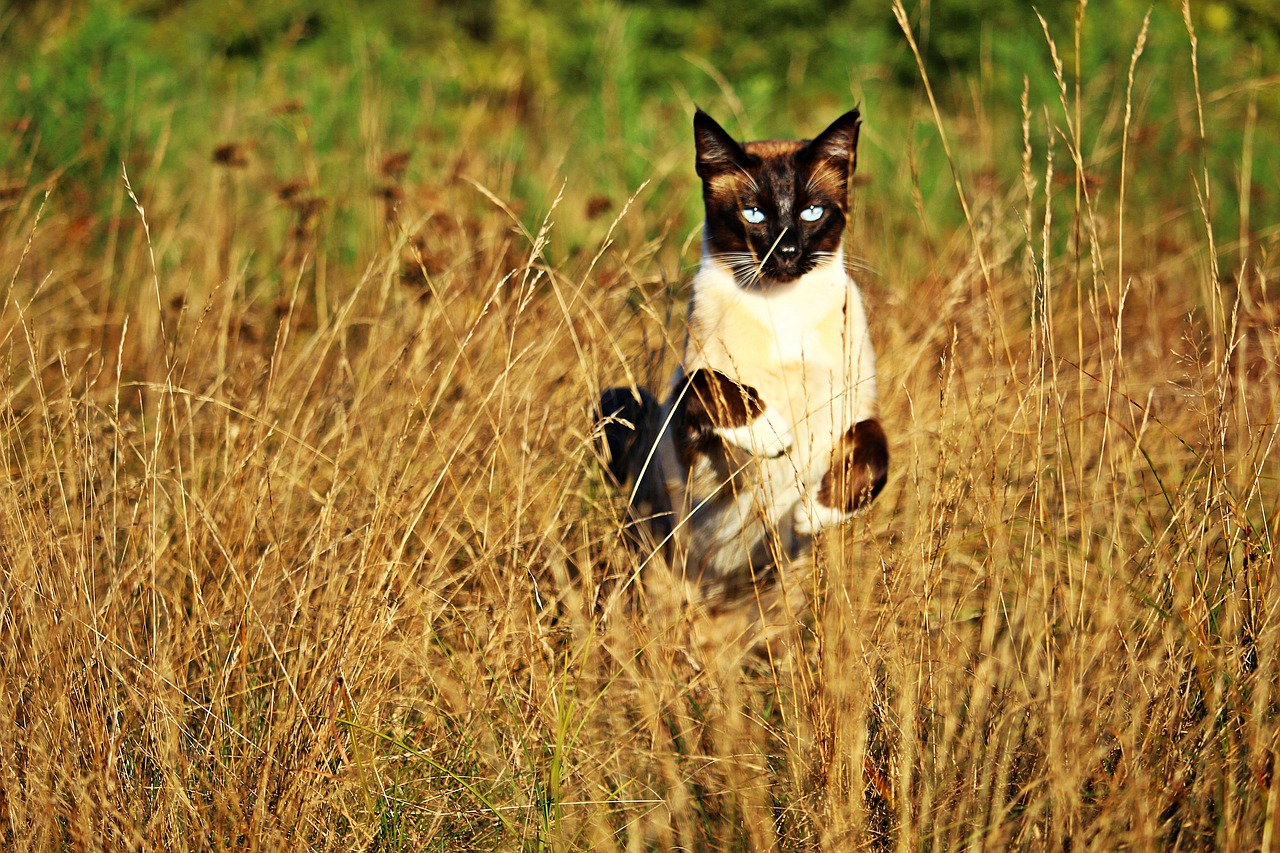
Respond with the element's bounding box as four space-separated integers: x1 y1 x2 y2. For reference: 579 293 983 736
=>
599 107 888 610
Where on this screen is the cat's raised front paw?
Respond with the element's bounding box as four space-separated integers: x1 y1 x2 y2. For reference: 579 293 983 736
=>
714 411 794 458
679 368 794 458
792 499 851 535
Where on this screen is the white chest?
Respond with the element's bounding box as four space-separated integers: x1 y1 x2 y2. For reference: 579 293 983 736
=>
687 258 851 373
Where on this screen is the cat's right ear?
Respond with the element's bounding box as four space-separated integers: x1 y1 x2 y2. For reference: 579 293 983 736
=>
806 109 862 174
694 109 749 180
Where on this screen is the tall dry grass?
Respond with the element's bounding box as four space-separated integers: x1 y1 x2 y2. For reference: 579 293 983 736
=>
2 11 1279 852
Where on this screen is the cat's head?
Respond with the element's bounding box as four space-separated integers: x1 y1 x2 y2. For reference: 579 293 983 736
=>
694 108 860 287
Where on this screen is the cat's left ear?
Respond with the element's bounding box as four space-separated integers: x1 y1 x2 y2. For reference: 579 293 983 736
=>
805 108 862 176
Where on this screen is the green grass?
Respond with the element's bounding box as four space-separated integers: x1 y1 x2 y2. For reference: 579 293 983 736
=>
1 0 1278 849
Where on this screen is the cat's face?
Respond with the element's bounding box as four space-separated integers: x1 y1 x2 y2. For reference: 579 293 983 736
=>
694 109 860 287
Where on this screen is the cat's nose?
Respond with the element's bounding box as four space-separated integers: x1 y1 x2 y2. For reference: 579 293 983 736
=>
779 243 798 255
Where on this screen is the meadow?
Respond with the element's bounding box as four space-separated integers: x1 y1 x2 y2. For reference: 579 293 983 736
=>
1 0 1278 848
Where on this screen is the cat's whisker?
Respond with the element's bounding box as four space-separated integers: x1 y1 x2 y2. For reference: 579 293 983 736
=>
725 166 762 195
802 171 825 197
807 250 878 279
713 251 770 285
842 256 881 278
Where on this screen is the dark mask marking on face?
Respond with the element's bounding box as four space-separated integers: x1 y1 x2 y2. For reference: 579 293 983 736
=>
694 108 861 287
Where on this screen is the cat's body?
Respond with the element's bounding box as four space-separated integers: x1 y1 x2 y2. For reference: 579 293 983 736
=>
599 108 888 618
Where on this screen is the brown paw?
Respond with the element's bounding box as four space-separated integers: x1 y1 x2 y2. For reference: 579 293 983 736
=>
817 418 889 513
681 368 765 431
675 369 793 460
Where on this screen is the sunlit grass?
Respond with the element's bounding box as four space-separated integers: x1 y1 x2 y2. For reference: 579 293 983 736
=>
1 2 1278 850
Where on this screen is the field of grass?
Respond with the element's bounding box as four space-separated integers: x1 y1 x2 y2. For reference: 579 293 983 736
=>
2 0 1278 849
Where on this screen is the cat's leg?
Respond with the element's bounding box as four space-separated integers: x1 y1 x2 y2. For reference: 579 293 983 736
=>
676 368 793 459
596 386 657 486
793 418 889 534
596 385 678 543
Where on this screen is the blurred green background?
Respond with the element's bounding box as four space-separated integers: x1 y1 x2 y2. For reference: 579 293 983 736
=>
2 0 1276 281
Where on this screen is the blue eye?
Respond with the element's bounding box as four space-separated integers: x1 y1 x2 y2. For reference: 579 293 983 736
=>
742 207 765 224
800 205 824 222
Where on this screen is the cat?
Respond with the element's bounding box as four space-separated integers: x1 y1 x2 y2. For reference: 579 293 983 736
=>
598 107 888 621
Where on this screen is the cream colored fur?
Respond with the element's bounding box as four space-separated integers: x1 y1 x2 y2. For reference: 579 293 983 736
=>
642 240 879 594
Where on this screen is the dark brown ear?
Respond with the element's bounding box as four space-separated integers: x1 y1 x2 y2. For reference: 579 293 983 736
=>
803 108 861 177
694 109 749 180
